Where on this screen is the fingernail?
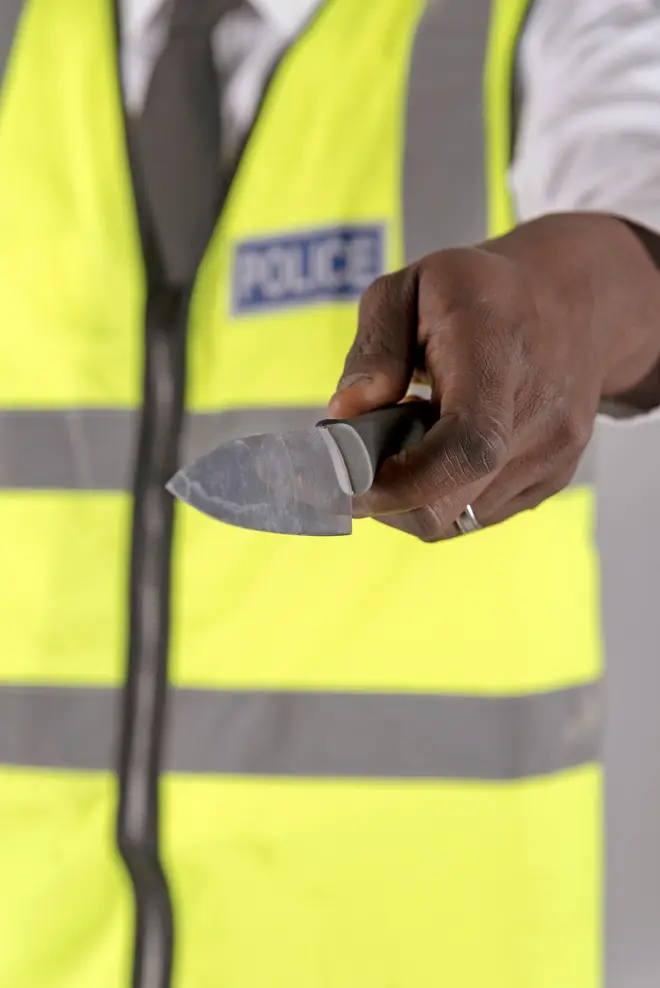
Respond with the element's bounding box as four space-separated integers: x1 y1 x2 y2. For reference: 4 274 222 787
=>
327 395 345 418
328 374 374 418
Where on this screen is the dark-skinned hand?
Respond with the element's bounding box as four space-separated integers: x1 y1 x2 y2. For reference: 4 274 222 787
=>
328 213 660 541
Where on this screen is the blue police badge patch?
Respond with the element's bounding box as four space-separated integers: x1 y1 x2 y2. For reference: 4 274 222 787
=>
232 224 385 314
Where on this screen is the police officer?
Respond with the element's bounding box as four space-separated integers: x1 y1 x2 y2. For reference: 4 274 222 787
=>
0 2 659 988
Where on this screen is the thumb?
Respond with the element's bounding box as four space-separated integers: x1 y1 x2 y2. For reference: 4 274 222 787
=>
327 267 418 419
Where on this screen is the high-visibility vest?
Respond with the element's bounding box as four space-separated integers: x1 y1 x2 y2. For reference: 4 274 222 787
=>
0 0 624 986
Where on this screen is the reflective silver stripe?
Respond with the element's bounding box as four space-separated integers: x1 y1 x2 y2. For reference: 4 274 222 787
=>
0 406 324 490
0 682 602 778
0 406 596 492
597 413 660 988
0 408 136 491
0 0 24 89
403 0 492 261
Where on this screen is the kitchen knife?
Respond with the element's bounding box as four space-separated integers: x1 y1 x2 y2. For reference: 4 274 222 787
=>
166 401 437 536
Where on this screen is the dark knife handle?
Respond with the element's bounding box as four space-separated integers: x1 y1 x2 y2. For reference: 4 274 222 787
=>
317 401 437 495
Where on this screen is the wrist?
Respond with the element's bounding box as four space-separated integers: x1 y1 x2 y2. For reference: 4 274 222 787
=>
613 220 660 410
483 212 660 408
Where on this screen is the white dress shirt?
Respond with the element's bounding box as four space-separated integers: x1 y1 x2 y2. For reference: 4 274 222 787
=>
512 0 660 236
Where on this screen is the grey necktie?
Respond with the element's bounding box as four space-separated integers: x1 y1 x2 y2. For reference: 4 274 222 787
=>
135 0 240 286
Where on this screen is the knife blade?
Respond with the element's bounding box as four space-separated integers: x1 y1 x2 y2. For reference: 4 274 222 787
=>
166 401 437 536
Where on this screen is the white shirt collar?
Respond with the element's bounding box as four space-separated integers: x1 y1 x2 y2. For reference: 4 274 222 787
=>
249 0 323 38
123 0 324 41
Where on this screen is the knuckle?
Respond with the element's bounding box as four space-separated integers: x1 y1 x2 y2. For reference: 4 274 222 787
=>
389 454 434 508
408 505 447 543
419 248 528 327
456 418 509 478
358 273 396 324
363 272 392 300
554 413 593 454
528 465 578 506
550 464 580 495
373 506 439 541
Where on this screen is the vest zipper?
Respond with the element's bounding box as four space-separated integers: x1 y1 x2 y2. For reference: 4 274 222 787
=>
111 3 325 985
118 286 186 988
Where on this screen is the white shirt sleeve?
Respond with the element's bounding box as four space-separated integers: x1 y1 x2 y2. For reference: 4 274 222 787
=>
511 0 660 236
512 0 660 420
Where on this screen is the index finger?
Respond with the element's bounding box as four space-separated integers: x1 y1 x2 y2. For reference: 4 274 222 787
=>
328 266 419 420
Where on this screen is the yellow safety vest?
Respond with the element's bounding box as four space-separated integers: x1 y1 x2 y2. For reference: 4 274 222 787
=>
0 1 602 987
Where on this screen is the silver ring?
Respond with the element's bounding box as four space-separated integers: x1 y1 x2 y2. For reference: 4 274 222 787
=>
455 503 482 536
